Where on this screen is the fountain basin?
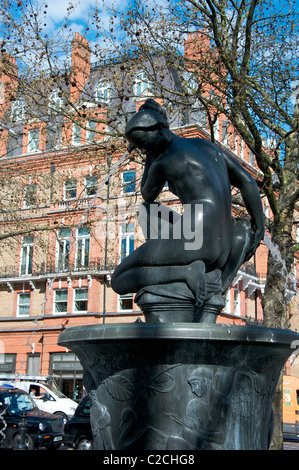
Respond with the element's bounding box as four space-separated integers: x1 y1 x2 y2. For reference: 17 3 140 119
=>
58 323 299 450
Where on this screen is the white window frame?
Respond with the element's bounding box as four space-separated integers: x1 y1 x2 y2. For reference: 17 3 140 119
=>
23 183 37 208
119 223 134 262
17 292 31 317
74 287 88 313
118 293 133 312
134 71 149 96
72 123 82 146
27 128 40 153
11 100 25 122
49 90 63 114
75 227 90 269
53 288 68 314
222 120 230 147
121 170 136 195
56 229 70 271
95 82 110 105
213 115 219 141
234 132 238 153
234 288 240 315
20 235 34 275
84 175 98 197
86 120 96 142
64 179 77 200
240 138 244 159
224 289 231 313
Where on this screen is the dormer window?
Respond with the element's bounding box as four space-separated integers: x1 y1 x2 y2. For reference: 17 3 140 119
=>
11 100 25 122
49 90 63 114
95 81 110 105
134 71 149 96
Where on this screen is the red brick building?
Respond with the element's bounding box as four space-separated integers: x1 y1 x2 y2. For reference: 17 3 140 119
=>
0 33 297 398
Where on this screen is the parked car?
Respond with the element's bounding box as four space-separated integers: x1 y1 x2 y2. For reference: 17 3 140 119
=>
0 375 77 422
63 396 93 450
0 386 64 450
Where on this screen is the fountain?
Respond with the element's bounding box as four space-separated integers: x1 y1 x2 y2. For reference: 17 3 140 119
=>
58 99 299 450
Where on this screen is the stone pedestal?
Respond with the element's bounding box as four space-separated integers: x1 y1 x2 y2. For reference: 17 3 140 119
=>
58 323 299 450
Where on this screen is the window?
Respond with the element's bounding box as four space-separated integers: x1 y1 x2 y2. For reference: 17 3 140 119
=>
24 184 37 208
240 139 244 158
27 354 40 375
122 170 136 194
222 120 229 147
234 132 238 153
27 129 40 153
120 223 134 262
20 235 34 275
7 132 23 157
213 115 219 141
74 288 88 312
95 82 110 104
56 229 70 271
11 100 25 122
85 176 98 197
86 121 96 142
234 289 240 315
54 289 68 314
118 293 133 311
76 227 90 269
49 90 63 114
46 125 62 151
64 179 77 200
186 73 198 93
134 71 149 96
224 289 230 313
72 123 82 145
17 293 30 316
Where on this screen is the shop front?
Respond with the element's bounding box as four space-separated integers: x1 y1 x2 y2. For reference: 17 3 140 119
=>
49 352 83 401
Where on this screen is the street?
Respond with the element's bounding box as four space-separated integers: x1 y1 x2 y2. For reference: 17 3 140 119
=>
284 440 299 450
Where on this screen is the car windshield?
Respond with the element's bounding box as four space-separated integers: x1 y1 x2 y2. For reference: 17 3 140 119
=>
2 392 38 414
44 383 66 398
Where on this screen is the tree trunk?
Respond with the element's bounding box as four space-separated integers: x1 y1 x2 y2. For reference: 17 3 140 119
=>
262 239 290 450
269 373 284 450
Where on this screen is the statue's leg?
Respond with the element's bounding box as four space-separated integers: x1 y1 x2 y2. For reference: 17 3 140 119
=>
111 259 206 307
221 217 252 293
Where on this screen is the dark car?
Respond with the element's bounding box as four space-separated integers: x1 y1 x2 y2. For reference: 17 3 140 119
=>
0 386 64 450
63 396 93 450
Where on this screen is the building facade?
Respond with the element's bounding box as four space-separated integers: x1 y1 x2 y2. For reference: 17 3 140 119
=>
0 32 297 398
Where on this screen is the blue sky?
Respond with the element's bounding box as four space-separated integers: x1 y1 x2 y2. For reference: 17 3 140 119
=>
31 0 126 41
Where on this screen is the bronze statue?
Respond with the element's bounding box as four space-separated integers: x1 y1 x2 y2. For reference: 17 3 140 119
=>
111 99 264 323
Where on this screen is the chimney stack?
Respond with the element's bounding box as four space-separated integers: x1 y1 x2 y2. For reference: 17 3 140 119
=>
70 32 91 103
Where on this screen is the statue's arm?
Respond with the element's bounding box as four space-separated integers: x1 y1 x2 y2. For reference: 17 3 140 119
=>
224 152 265 260
141 156 166 202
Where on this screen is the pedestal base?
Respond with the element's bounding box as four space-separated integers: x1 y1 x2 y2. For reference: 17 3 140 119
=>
58 323 299 450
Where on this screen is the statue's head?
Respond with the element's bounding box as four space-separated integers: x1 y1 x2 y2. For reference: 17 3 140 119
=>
125 99 170 156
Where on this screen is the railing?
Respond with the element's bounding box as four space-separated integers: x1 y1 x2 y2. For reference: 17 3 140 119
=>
0 258 117 279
